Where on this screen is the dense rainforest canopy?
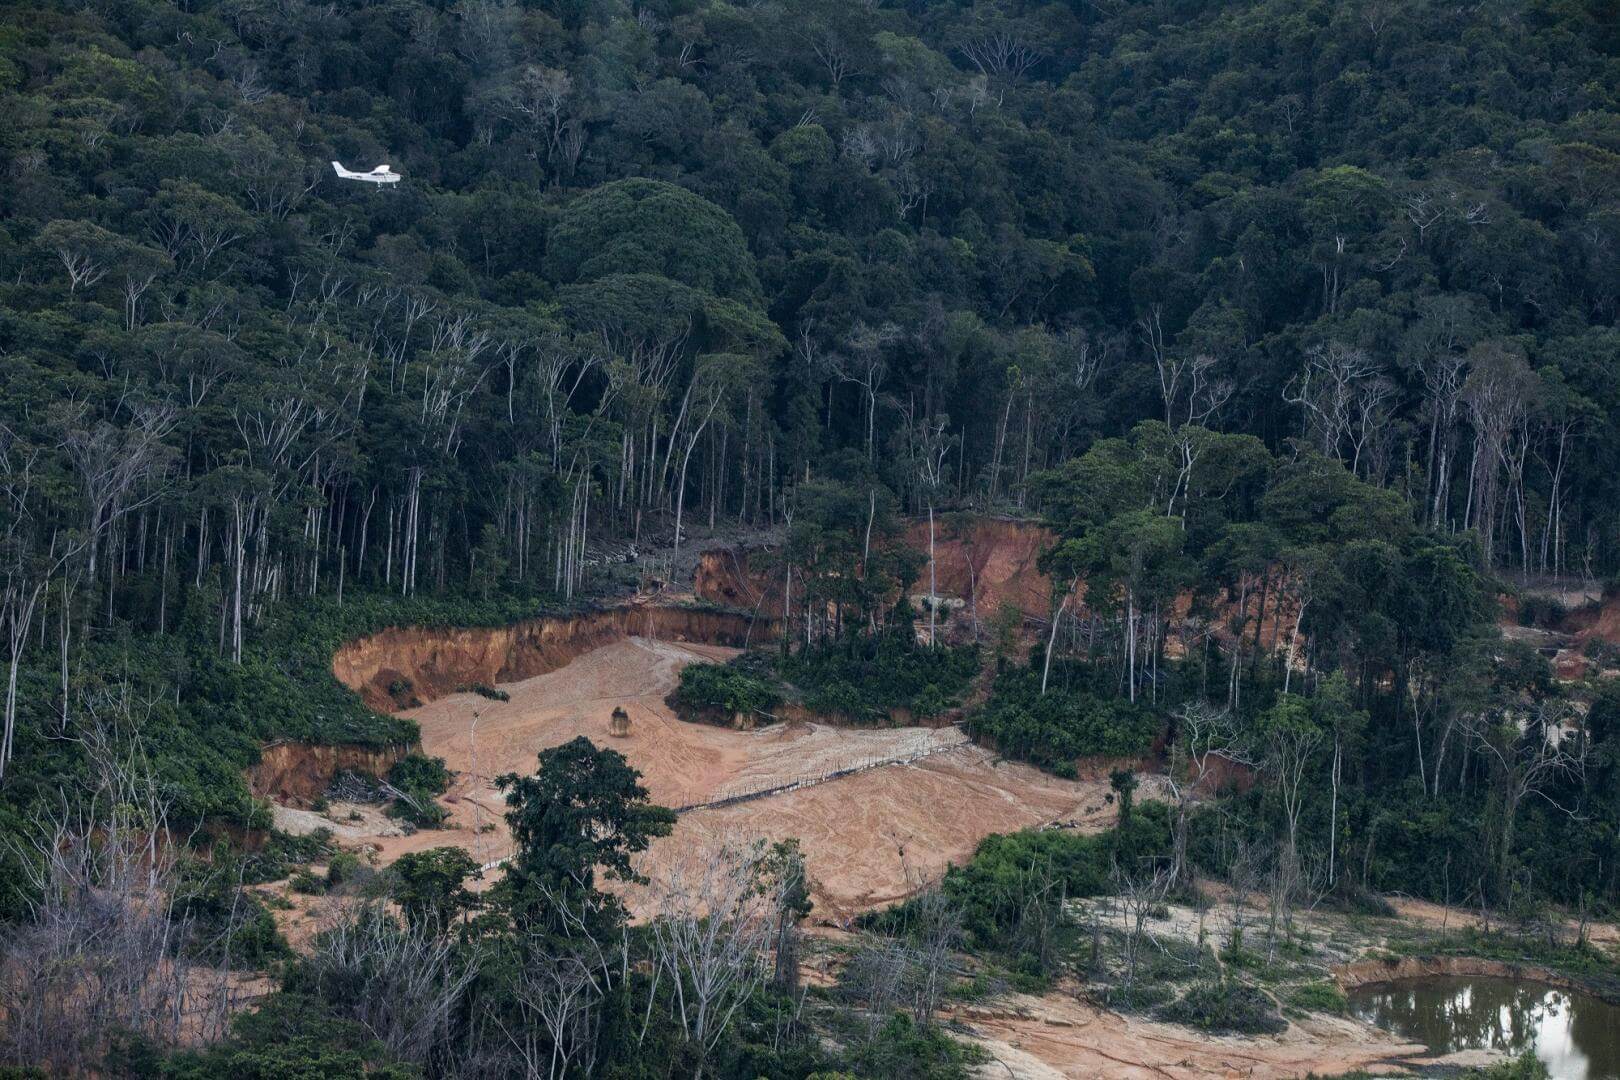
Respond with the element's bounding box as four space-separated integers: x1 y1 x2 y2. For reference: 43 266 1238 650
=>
2 0 1617 635
2 0 1620 1075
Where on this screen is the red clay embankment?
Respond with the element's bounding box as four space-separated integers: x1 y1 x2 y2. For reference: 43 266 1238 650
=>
692 517 1063 622
249 741 411 804
696 514 1304 651
331 604 776 712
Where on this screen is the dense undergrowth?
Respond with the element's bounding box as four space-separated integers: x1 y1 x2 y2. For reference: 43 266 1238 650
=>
672 626 979 725
779 630 979 722
967 660 1163 775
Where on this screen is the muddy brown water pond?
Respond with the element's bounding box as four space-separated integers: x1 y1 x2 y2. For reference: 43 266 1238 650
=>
1346 976 1620 1079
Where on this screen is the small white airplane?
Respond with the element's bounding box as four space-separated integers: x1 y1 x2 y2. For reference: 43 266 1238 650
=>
331 161 401 184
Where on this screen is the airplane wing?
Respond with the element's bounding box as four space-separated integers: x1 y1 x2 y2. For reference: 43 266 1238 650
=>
332 160 400 183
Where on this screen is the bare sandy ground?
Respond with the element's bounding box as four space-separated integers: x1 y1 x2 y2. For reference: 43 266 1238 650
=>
663 746 1122 920
954 988 1427 1080
316 636 1119 920
1386 895 1620 949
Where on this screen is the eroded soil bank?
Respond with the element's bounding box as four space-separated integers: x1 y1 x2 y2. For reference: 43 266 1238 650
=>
274 599 1620 1078
331 603 775 710
250 741 411 804
1336 954 1593 996
284 601 1125 922
952 988 1427 1079
693 516 1306 653
692 516 1062 622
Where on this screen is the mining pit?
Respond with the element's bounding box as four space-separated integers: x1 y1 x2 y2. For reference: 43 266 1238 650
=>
314 603 1127 922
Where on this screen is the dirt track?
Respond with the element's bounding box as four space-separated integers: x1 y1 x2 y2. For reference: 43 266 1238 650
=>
345 636 1119 921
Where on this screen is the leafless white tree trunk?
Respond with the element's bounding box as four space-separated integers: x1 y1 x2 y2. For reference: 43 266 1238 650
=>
647 841 788 1078
1 688 251 1071
304 902 482 1069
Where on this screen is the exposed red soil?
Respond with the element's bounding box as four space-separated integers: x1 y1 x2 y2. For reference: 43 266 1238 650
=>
690 516 1064 625
692 546 788 616
902 515 1066 623
377 633 1122 921
949 987 1428 1079
1499 581 1620 681
696 517 1306 655
331 603 776 711
249 742 410 805
1567 588 1620 651
1334 954 1588 994
300 604 1134 920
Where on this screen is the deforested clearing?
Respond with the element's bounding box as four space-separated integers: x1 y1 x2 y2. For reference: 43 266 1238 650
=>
357 634 1123 921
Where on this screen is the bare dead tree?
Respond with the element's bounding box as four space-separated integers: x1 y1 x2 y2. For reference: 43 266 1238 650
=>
1111 862 1172 990
1 687 250 1071
669 354 744 556
647 840 785 1078
1165 703 1250 890
1223 835 1265 960
502 66 584 181
223 131 320 221
1473 699 1586 902
904 886 963 1029
500 942 605 1080
839 934 910 1028
831 322 901 460
1263 713 1323 929
1403 188 1447 244
1460 343 1536 565
958 29 1046 79
1140 303 1177 427
303 902 482 1069
839 886 963 1032
1282 341 1386 468
810 30 860 87
38 220 116 293
0 425 84 780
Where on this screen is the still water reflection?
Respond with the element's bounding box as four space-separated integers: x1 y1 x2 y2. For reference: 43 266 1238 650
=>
1346 976 1620 1080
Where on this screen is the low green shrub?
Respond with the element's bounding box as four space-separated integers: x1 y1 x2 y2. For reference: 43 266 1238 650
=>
1158 980 1286 1035
458 683 510 702
240 828 336 885
1474 1051 1552 1080
325 851 363 889
289 869 325 895
383 754 451 827
1286 981 1347 1014
873 805 1173 953
839 1013 985 1079
388 754 450 794
160 992 412 1079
